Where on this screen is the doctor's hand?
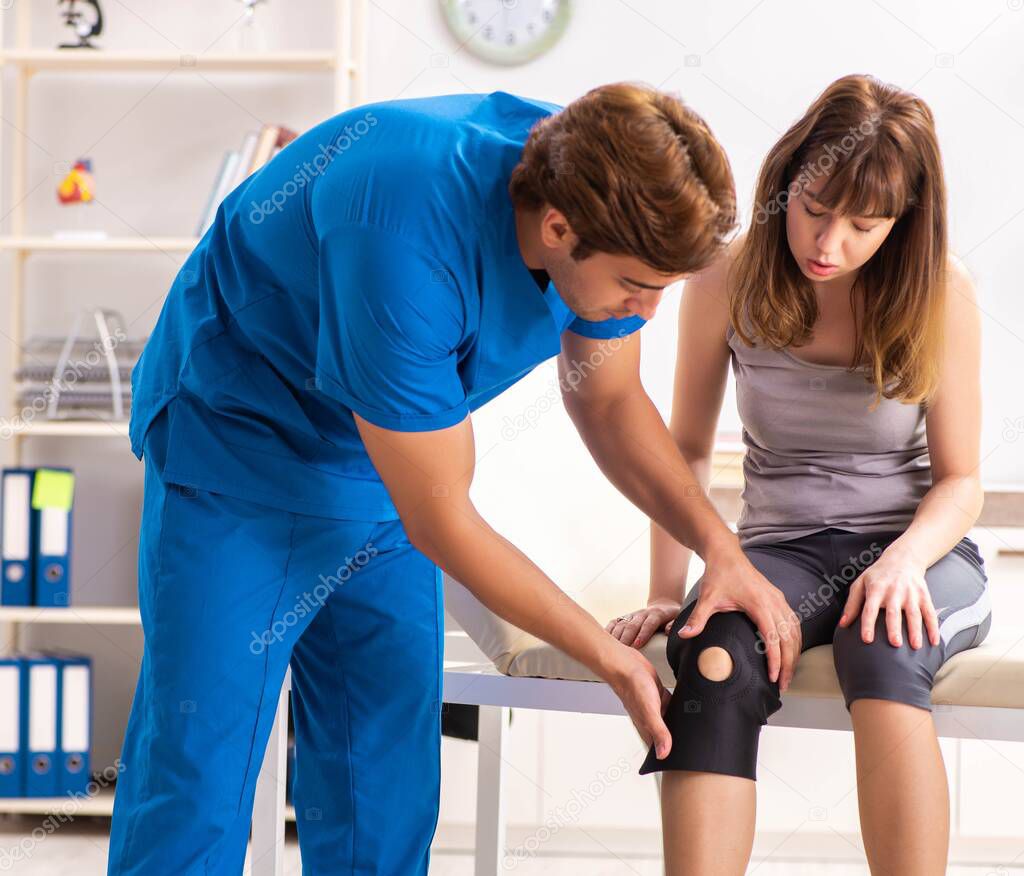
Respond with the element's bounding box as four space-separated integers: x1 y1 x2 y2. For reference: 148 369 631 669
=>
605 643 674 760
605 597 682 649
679 550 802 693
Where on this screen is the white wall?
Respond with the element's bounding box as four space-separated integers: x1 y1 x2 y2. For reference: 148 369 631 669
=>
2 0 1022 853
360 0 1024 485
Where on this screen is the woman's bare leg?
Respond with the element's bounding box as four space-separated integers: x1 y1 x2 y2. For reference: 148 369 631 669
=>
851 698 949 875
661 770 755 875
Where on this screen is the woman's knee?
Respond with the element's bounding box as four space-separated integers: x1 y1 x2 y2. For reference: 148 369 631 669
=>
696 645 734 681
832 619 937 712
640 610 782 781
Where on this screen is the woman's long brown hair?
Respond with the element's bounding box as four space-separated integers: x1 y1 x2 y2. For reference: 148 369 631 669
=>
730 74 948 404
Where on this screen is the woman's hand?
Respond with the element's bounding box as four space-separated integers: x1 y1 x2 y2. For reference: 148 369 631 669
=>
681 548 802 693
838 546 940 649
605 597 682 649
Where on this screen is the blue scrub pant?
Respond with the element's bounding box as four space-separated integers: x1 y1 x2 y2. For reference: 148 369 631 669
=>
107 425 444 875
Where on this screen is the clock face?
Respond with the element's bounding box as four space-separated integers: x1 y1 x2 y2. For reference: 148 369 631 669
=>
440 0 572 66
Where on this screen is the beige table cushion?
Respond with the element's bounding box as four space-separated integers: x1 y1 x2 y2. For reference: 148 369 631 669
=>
444 574 1024 711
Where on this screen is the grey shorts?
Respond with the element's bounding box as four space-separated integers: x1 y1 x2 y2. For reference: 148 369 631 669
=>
713 528 991 711
639 528 992 779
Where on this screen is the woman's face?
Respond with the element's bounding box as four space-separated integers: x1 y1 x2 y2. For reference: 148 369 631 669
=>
785 180 897 284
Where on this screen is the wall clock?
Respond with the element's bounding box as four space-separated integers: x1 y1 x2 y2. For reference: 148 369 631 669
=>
440 0 572 66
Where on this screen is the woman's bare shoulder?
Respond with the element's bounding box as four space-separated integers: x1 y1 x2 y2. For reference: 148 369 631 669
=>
946 254 977 303
692 234 743 285
682 234 743 321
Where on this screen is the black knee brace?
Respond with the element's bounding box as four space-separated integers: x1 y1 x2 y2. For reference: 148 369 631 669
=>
639 607 782 781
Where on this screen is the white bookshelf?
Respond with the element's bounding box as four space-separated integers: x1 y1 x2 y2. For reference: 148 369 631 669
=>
0 785 287 820
0 784 115 816
0 236 200 253
0 49 341 73
9 420 129 438
0 0 368 816
0 606 140 625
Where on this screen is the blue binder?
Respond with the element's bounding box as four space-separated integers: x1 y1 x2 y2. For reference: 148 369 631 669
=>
22 654 59 797
0 656 21 796
1 469 36 606
48 652 91 795
31 468 74 608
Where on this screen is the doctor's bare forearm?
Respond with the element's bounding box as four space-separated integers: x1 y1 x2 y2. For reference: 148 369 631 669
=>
564 388 738 567
409 501 631 683
351 411 632 682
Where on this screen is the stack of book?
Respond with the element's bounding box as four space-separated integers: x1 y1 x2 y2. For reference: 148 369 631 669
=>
195 123 299 237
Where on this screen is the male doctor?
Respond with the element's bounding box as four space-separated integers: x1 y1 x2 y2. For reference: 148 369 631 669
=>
107 83 788 875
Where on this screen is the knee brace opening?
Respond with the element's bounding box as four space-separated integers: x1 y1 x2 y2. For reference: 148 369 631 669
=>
640 624 780 781
697 645 734 682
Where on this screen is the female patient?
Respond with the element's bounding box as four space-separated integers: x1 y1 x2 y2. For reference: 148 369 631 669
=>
608 74 992 875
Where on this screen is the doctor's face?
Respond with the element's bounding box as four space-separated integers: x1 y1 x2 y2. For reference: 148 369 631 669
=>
532 206 686 322
547 247 685 323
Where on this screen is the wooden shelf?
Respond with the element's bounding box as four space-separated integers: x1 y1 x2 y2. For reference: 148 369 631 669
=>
0 606 140 625
0 49 341 74
0 235 199 253
9 420 129 438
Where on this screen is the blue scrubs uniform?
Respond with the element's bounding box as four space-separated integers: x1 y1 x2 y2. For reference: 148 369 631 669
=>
107 92 646 875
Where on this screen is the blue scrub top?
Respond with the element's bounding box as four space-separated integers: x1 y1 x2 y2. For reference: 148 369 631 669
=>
129 92 647 521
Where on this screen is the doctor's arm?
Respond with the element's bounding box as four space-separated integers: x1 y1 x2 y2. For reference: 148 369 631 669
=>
558 311 801 692
353 411 674 759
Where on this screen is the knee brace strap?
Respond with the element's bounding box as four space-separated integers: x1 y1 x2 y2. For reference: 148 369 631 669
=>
639 610 782 781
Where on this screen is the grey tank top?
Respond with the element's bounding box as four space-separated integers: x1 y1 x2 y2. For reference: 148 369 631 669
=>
727 323 932 548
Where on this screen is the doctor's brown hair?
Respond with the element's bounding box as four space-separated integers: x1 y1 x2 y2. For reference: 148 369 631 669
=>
508 82 737 276
730 74 948 404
